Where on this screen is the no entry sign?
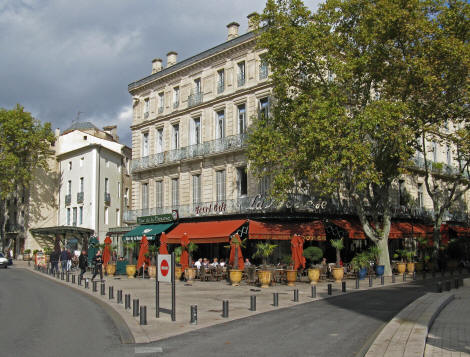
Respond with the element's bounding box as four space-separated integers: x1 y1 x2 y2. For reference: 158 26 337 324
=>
157 254 172 282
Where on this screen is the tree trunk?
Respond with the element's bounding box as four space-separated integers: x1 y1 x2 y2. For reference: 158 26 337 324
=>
336 248 341 267
432 213 443 251
377 238 392 276
0 199 6 254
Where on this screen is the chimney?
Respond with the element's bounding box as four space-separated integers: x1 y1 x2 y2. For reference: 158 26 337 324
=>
55 128 60 137
226 22 240 41
152 58 163 74
166 51 178 67
103 125 119 142
247 12 259 32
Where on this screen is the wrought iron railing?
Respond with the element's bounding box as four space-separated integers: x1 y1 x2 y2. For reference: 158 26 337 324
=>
65 194 71 206
412 156 469 178
188 91 203 108
237 75 245 87
217 82 224 94
131 134 247 172
104 192 111 205
77 192 84 204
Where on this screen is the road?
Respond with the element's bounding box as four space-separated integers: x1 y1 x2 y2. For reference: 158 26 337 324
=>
0 267 437 357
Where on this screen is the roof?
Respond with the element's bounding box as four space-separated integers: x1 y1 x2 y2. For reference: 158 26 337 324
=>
62 121 99 134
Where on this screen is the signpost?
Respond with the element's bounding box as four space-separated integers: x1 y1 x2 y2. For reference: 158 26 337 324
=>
156 252 176 321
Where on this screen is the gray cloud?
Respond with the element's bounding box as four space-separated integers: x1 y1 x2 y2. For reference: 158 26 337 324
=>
0 0 321 146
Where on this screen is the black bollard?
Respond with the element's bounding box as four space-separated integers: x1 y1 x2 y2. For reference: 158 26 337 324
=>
294 289 299 302
93 280 98 292
369 276 373 287
139 306 147 325
311 285 317 298
342 281 346 293
190 305 197 324
454 278 459 289
355 278 360 289
109 286 114 300
61 272 64 280
381 276 384 286
222 300 229 318
436 281 443 293
117 290 122 304
72 275 75 284
133 299 139 317
392 274 396 283
78 276 82 286
328 283 332 295
125 294 131 310
100 282 105 296
66 273 70 282
250 295 256 311
273 292 279 306
85 278 89 289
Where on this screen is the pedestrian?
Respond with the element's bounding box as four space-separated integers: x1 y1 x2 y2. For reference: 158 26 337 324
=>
66 249 72 272
91 250 103 281
50 249 60 274
78 250 88 279
60 247 68 273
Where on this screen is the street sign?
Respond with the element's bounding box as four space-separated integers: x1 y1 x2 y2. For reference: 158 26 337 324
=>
157 254 172 282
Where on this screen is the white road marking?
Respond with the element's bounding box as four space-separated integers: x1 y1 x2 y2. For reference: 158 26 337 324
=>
135 346 163 354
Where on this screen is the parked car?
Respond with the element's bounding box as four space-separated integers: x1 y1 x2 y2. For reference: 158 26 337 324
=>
0 253 8 268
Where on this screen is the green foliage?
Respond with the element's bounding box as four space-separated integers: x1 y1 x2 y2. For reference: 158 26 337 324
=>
351 251 370 271
368 245 381 264
396 249 414 263
173 246 182 264
281 254 293 266
252 242 278 267
303 246 323 266
44 247 52 255
330 239 344 267
24 249 31 254
123 242 137 264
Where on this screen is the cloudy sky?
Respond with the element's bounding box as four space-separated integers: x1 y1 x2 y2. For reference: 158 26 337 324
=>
0 0 320 146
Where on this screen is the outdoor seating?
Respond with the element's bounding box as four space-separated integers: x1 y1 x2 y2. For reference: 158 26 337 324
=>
245 266 257 285
199 267 211 281
214 266 224 281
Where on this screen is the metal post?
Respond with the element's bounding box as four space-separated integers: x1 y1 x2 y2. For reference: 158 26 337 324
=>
100 282 105 296
454 278 459 289
328 283 332 295
342 281 346 293
133 299 139 317
139 306 147 325
436 281 443 293
355 278 360 289
190 305 197 324
109 286 114 300
85 278 89 289
392 274 396 283
117 290 122 304
155 278 160 318
125 294 130 310
93 280 98 292
381 276 384 285
250 295 256 311
66 273 70 282
78 276 82 286
61 272 64 280
171 252 176 322
311 285 316 298
369 276 373 287
294 289 299 302
222 300 229 318
273 292 279 306
72 275 75 284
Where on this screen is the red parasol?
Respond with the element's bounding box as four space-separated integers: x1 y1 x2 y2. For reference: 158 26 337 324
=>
291 234 306 270
103 236 112 267
159 232 168 255
137 235 150 270
229 234 244 270
180 233 190 271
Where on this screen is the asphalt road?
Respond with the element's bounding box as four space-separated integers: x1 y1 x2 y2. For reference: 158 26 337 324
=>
1 267 437 357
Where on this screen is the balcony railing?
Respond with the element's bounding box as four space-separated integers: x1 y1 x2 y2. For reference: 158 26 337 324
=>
259 64 268 80
104 192 111 205
65 194 71 206
188 91 203 108
131 134 247 173
217 82 224 94
237 75 245 87
412 156 469 178
77 192 84 204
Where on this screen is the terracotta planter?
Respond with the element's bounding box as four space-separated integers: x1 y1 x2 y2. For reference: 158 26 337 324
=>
229 269 243 286
126 264 136 278
308 268 320 285
415 262 424 272
23 254 31 261
286 269 298 286
332 267 344 283
106 264 116 276
406 262 415 273
185 267 196 282
148 265 157 279
396 262 406 274
258 270 272 288
175 266 183 280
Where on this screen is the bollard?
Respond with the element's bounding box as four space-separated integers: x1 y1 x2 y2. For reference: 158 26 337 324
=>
139 306 147 325
436 281 443 293
355 278 360 289
328 283 332 295
66 273 70 282
125 294 130 310
190 305 197 325
72 275 75 284
273 292 279 306
109 286 114 300
454 278 459 289
311 285 316 298
61 272 64 280
117 290 122 304
133 299 139 317
412 272 416 280
392 274 396 283
294 289 299 302
222 300 229 318
459 278 464 287
85 278 89 289
78 276 82 286
445 280 451 291
342 281 346 293
100 282 105 296
381 276 384 286
250 295 256 311
369 276 373 287
403 273 407 282
93 280 98 292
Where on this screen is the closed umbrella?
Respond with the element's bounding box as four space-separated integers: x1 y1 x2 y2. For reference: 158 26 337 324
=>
180 233 190 271
137 235 149 270
229 234 244 270
103 236 112 267
159 232 168 255
291 234 306 270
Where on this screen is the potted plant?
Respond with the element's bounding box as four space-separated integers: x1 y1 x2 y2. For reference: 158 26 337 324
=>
123 242 137 278
351 251 370 280
147 245 158 279
227 234 245 286
368 245 384 276
303 246 323 284
173 246 183 280
282 254 298 287
330 239 344 282
415 237 428 272
394 249 407 274
184 242 198 282
105 245 116 277
44 247 52 264
252 242 277 288
23 249 31 261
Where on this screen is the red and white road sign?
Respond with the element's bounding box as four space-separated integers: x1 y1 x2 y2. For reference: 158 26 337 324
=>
157 254 172 282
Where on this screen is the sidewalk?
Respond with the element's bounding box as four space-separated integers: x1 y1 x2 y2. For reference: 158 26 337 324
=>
425 281 470 357
12 260 457 344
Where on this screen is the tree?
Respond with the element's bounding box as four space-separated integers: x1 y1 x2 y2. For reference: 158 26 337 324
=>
0 104 55 253
247 0 442 276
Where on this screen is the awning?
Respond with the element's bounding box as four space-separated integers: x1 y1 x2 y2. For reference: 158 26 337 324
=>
448 225 470 238
330 219 366 239
122 223 173 241
166 220 247 244
248 220 326 241
330 220 428 239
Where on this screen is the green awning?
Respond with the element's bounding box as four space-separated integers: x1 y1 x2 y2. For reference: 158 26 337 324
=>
122 223 173 241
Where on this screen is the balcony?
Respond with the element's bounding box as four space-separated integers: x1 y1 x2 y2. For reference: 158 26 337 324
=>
158 107 164 114
237 75 245 87
411 156 469 178
65 194 71 206
77 192 84 204
187 91 203 108
131 134 247 173
259 64 268 80
104 192 111 205
217 82 224 94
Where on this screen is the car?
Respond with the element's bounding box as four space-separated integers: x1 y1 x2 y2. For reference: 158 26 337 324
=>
0 252 8 268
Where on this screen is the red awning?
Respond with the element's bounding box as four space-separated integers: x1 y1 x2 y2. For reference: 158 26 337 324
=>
248 220 326 241
166 220 246 244
331 220 427 239
448 225 470 238
330 219 366 239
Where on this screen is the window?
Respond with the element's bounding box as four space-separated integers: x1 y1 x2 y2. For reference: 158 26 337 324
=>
258 176 271 196
217 69 225 94
173 87 180 108
216 170 226 201
399 180 405 206
116 209 120 226
79 207 83 225
191 117 201 145
83 136 87 141
238 104 246 134
155 181 163 208
142 132 149 156
172 124 179 149
216 110 225 139
194 78 201 94
72 207 77 226
69 161 72 170
237 61 245 86
118 182 121 198
142 183 149 209
104 178 109 194
104 207 109 225
125 188 129 207
193 175 201 204
66 208 71 225
156 128 164 153
67 180 72 195
144 98 150 118
259 58 268 79
432 141 437 162
172 178 179 206
418 183 424 209
79 177 84 192
237 167 248 197
259 97 269 119
80 157 84 167
158 92 164 113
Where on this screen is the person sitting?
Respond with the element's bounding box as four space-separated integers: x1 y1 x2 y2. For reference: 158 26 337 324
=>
202 258 209 268
219 258 226 267
211 257 219 267
194 258 202 270
244 258 251 267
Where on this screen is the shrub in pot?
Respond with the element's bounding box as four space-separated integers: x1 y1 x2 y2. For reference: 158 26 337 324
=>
368 245 384 276
330 239 344 282
123 242 137 278
252 242 277 288
351 251 370 280
303 246 323 284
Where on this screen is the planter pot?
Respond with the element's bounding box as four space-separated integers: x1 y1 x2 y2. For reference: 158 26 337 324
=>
406 262 415 273
415 262 424 272
358 267 367 280
375 265 385 276
307 268 320 285
396 262 406 274
229 269 243 286
175 266 183 280
23 254 30 261
106 264 116 277
148 265 157 279
286 269 298 286
258 270 272 288
126 264 136 278
185 267 196 282
332 267 344 282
